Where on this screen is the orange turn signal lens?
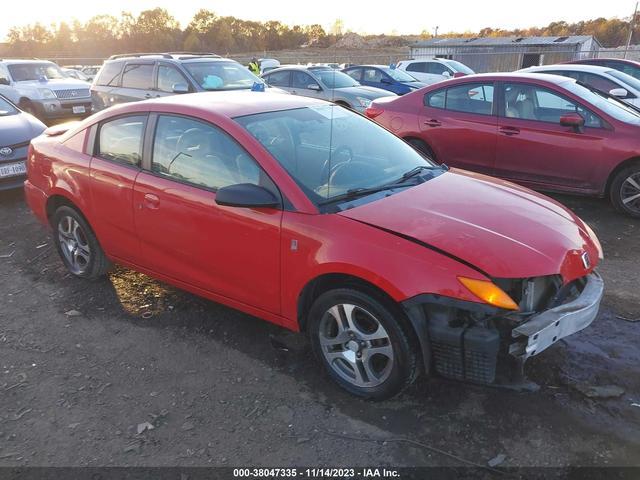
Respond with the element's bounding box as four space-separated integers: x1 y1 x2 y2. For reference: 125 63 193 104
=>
457 277 519 310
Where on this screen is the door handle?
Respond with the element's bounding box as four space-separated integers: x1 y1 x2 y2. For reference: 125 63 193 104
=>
143 193 160 209
144 93 152 99
423 119 441 127
499 126 520 136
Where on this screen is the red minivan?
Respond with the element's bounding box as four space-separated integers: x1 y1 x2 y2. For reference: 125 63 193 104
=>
366 73 640 218
25 92 603 399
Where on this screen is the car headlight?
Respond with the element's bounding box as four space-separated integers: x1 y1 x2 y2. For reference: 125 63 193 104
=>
457 276 519 310
356 97 372 108
37 88 56 99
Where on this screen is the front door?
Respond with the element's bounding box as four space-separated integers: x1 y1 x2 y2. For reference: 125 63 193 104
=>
496 82 612 192
419 81 497 175
133 114 282 314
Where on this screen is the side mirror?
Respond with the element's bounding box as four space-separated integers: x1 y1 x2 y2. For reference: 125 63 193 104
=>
560 113 585 132
0 78 9 86
609 88 628 98
453 72 467 78
380 77 393 84
215 183 279 209
442 71 451 78
172 83 189 94
307 84 321 91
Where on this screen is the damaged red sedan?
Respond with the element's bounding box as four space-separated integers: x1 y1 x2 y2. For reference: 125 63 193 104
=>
25 92 603 399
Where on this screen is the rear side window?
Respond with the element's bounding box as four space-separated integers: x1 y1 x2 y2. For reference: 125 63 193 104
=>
95 62 122 87
424 83 494 115
97 115 147 166
265 70 290 87
406 62 426 73
121 64 154 90
426 62 450 75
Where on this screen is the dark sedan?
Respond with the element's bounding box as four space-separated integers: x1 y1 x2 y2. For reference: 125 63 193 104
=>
0 95 46 191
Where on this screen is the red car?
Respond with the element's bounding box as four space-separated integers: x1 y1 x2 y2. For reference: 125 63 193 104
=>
366 73 640 218
565 57 640 81
25 92 603 399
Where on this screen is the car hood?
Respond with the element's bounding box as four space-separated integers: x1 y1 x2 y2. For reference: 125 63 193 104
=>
404 81 428 89
338 169 601 282
0 112 46 146
335 85 395 98
15 78 90 89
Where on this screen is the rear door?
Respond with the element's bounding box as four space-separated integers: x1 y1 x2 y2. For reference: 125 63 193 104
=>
89 114 147 262
133 114 283 313
419 81 497 175
114 62 156 103
495 81 612 191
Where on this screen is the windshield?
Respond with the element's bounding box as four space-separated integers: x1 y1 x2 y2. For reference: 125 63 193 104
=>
0 96 18 116
314 70 360 88
8 62 66 81
606 70 640 93
184 61 264 91
564 81 640 124
383 67 419 82
445 60 474 75
235 105 438 208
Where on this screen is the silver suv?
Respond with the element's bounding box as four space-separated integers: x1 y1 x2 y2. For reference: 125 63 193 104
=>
0 60 93 121
262 66 395 113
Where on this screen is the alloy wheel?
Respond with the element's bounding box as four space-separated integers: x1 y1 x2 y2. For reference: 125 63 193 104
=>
318 303 394 388
57 215 91 275
620 172 640 215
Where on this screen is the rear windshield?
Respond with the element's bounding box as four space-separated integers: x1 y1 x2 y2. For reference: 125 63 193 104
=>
607 70 640 93
383 67 419 82
95 62 123 87
444 60 474 75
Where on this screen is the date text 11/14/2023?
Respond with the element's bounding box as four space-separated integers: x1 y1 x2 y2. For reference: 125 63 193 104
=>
233 468 401 478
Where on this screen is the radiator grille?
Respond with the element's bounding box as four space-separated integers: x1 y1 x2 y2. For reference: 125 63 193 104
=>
54 89 91 100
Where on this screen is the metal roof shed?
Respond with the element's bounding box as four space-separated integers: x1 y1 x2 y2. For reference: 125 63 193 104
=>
409 36 601 73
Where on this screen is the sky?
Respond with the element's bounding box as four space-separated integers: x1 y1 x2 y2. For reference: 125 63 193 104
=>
1 0 637 40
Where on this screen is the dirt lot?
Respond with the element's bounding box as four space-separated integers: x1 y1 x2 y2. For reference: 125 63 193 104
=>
0 187 639 469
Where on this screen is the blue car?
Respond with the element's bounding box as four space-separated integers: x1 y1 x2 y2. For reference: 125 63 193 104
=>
342 65 427 95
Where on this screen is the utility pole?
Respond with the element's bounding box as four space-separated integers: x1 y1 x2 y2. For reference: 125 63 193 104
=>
433 26 439 38
625 1 638 59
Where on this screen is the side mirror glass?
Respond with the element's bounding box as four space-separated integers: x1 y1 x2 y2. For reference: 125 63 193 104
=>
380 77 392 84
442 71 451 78
609 88 628 98
215 183 279 209
560 113 585 132
172 83 189 94
0 78 9 86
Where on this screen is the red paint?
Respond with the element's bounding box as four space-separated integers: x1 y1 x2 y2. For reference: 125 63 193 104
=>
368 73 639 197
24 91 601 333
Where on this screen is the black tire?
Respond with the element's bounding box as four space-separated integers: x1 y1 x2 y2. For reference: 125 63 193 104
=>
308 288 419 400
19 99 37 116
406 138 436 162
610 162 640 218
52 206 111 279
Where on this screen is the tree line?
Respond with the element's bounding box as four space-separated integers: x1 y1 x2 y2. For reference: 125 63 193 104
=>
4 8 640 60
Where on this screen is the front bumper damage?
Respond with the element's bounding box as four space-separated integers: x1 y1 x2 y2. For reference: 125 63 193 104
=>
402 272 604 388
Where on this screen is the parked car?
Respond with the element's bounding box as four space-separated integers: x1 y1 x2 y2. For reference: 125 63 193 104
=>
259 58 280 74
62 68 91 82
0 59 94 121
522 64 640 108
80 65 102 82
262 66 395 112
366 72 640 217
91 52 282 110
566 58 640 80
342 65 427 95
0 94 46 191
396 58 474 85
25 91 603 399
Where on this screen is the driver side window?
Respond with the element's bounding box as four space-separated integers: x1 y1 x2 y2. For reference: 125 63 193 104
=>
292 71 319 90
152 115 263 190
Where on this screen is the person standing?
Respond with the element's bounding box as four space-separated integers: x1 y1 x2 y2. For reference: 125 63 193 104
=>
248 58 260 75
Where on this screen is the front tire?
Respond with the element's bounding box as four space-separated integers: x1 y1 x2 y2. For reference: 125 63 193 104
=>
610 163 640 218
52 206 110 279
308 288 418 400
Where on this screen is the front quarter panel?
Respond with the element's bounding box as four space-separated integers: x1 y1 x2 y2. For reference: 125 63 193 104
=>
280 212 491 329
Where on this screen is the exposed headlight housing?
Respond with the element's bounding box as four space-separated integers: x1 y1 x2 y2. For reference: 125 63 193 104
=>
356 96 372 108
37 88 56 99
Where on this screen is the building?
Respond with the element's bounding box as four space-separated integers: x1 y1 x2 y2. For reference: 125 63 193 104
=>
409 36 601 73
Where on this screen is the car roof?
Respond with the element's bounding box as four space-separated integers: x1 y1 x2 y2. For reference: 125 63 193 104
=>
103 91 328 119
106 53 226 63
0 59 55 65
444 72 578 85
524 64 615 74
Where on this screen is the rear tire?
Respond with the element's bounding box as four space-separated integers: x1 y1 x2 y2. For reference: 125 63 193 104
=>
52 206 110 279
610 162 640 218
308 288 418 400
19 99 37 117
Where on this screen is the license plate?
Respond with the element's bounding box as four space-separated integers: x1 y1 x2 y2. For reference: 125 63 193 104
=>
72 106 86 114
0 161 26 178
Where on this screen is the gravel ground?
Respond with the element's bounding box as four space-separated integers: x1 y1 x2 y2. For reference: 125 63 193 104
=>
0 188 639 469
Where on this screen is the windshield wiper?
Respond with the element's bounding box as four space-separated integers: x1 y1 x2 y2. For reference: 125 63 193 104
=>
399 165 435 182
318 182 417 206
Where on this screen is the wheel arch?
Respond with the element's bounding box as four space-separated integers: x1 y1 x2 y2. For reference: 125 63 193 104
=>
45 193 87 226
402 136 436 159
605 156 640 195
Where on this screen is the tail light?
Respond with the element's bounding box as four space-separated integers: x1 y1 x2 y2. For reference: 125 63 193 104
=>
365 106 384 119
